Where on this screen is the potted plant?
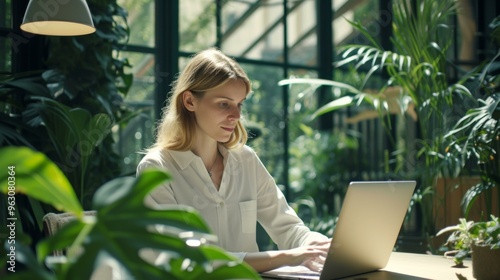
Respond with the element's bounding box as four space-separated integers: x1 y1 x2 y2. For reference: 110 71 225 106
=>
437 215 500 280
444 16 500 221
279 0 468 244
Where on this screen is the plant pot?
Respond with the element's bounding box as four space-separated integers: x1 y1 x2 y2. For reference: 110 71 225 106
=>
472 244 500 280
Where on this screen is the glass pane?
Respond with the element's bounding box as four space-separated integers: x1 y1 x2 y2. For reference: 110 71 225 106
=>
334 0 380 47
287 0 317 66
180 0 216 52
118 0 155 47
222 1 284 61
332 0 384 120
0 0 11 28
242 63 285 181
286 69 319 140
0 37 12 72
117 51 155 174
117 106 155 175
122 51 155 102
286 68 357 217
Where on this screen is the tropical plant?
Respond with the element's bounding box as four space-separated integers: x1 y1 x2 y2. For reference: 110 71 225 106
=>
1 0 134 205
0 74 132 254
42 0 134 198
44 0 132 120
289 126 359 218
437 215 500 265
279 0 470 238
290 196 337 238
0 71 50 148
0 146 259 279
444 16 500 220
446 89 499 219
0 0 136 247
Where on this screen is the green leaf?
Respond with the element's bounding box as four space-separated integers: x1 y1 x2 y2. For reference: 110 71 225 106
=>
37 218 88 261
344 18 381 49
461 182 496 218
93 169 212 234
0 74 51 98
23 97 114 202
198 246 241 261
3 242 54 280
5 159 257 279
27 196 46 232
206 263 260 280
278 78 362 94
66 236 177 280
0 147 83 217
93 169 172 212
309 96 355 120
0 120 34 148
299 123 314 137
75 169 242 278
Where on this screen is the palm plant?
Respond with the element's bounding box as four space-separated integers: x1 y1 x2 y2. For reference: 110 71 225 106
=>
445 46 500 219
279 0 470 237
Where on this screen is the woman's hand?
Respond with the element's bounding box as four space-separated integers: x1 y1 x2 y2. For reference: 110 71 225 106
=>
303 238 332 247
243 242 330 273
283 244 329 272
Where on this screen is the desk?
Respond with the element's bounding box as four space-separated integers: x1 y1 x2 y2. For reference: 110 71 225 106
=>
371 252 473 280
262 252 474 280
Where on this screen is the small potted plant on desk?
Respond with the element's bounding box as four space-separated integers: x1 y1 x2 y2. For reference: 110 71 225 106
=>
437 215 500 280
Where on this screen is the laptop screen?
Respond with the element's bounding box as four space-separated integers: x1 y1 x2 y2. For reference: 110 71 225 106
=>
261 181 416 280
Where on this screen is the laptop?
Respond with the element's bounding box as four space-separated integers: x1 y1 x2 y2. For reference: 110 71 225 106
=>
261 180 416 280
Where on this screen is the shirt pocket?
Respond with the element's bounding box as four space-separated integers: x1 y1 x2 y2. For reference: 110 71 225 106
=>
239 200 257 234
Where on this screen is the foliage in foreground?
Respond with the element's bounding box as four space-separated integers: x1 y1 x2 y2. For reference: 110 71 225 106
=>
0 146 259 279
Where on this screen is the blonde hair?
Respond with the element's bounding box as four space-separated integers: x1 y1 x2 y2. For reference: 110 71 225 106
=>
149 48 251 152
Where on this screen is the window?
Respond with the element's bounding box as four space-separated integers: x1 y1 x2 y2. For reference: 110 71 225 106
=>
0 0 12 73
116 0 391 198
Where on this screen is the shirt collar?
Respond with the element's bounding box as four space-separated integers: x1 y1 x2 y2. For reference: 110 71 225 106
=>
167 144 238 170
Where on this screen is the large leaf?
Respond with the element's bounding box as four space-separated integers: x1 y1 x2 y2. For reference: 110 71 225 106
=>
309 96 355 120
89 170 257 279
92 169 212 232
278 78 370 121
23 97 114 201
461 181 497 218
0 147 83 217
167 246 258 280
0 118 34 148
25 97 113 159
36 218 89 261
33 168 259 279
2 242 53 280
0 147 258 279
278 78 362 94
446 94 500 159
0 71 50 98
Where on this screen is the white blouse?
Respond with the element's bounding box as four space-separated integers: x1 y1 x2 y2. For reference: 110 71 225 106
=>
136 144 327 260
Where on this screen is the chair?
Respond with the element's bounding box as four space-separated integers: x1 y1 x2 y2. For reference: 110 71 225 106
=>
42 211 118 279
42 211 97 256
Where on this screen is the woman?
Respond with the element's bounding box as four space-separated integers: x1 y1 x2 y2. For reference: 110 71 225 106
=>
137 48 330 273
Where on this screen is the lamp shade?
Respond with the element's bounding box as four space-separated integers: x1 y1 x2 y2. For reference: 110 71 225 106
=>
21 0 96 36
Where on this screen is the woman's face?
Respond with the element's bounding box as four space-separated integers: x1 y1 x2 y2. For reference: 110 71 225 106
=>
184 79 247 143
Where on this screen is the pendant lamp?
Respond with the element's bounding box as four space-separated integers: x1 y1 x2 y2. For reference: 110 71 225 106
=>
21 0 96 36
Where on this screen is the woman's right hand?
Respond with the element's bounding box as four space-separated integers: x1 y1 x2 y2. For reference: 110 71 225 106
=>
243 243 330 273
283 243 329 271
